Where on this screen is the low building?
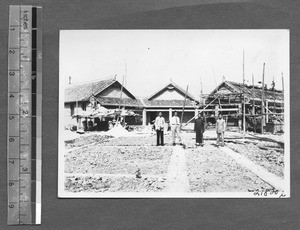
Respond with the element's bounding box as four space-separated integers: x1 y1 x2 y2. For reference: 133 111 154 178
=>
140 81 199 127
64 77 200 130
64 76 143 129
204 80 284 132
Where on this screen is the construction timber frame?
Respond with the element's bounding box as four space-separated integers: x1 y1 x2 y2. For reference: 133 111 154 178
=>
199 81 284 134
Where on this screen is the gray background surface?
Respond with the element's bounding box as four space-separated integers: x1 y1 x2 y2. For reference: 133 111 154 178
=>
0 0 299 229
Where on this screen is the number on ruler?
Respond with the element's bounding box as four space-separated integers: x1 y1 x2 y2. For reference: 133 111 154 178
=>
8 5 42 225
22 110 29 115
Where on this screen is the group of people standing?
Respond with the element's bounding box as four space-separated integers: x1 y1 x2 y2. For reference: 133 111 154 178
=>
154 111 182 146
154 111 226 147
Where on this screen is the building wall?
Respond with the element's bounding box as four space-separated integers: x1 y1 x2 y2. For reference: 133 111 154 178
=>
153 90 185 100
64 103 72 118
146 110 195 126
64 101 89 126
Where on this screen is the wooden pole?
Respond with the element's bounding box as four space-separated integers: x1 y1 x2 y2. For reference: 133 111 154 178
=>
76 98 79 128
118 75 125 110
180 85 189 130
273 75 276 114
242 50 246 138
281 72 284 119
252 74 256 133
200 77 203 106
116 75 125 126
183 95 220 127
125 61 127 88
261 63 265 134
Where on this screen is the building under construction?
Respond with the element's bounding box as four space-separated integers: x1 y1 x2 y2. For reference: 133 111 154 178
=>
203 80 284 133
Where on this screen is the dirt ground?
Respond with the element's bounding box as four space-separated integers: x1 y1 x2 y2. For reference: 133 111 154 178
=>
186 141 273 192
65 134 113 149
65 175 166 193
65 145 172 175
64 142 172 193
63 130 285 194
226 141 284 177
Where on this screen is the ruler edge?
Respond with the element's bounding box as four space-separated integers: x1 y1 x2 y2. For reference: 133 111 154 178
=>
35 5 42 225
7 5 21 225
7 5 42 225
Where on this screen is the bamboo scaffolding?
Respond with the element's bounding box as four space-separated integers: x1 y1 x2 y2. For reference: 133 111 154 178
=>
116 75 125 126
242 50 246 138
261 63 265 134
180 85 189 130
183 95 221 127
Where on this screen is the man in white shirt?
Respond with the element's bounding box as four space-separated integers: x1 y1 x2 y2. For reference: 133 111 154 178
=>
154 112 165 146
170 111 182 146
216 114 226 146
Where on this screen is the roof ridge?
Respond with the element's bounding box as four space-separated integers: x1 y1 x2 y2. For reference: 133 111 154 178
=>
171 81 196 100
148 81 196 101
66 75 116 88
226 80 283 93
139 98 147 107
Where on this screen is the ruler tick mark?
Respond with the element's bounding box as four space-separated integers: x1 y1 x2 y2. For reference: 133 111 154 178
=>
8 5 42 225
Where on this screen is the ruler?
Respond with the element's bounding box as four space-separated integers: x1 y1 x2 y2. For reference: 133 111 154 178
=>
7 5 42 225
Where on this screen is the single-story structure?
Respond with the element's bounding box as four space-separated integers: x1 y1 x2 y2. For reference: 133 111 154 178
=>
64 77 284 133
64 76 143 130
64 77 200 129
140 81 199 127
204 80 284 132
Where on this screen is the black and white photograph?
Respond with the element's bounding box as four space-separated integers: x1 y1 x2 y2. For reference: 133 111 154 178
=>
58 30 289 198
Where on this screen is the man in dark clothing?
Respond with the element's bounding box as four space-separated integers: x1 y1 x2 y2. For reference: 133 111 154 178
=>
194 112 205 146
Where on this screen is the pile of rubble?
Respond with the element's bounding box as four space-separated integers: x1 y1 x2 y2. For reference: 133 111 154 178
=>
65 145 172 175
99 136 158 146
64 130 81 141
106 125 133 137
65 175 166 193
64 134 113 149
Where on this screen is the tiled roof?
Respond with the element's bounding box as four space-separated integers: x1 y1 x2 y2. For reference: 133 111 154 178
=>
96 97 143 107
64 77 136 102
141 99 197 107
208 81 283 101
65 77 117 102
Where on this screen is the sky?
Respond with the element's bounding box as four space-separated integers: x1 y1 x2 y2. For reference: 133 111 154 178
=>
60 30 289 98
